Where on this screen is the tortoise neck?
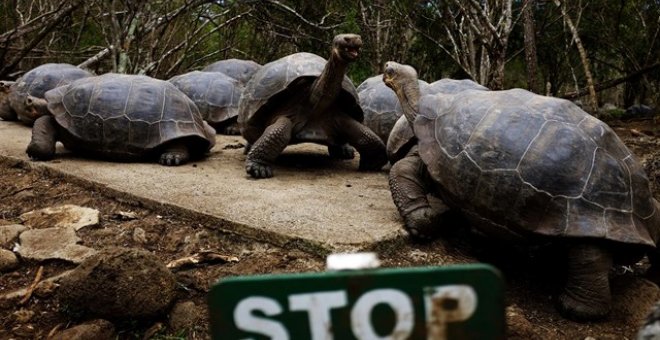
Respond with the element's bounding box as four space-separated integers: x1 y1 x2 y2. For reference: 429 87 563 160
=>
395 80 420 126
309 51 349 113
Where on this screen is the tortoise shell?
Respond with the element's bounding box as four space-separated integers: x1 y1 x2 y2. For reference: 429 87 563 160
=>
238 52 363 140
386 78 487 163
414 88 659 246
9 63 93 124
44 73 215 159
202 59 261 86
169 71 242 128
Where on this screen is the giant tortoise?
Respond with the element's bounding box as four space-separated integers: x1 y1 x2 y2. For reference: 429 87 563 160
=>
169 70 243 135
238 34 386 178
202 58 261 86
8 63 93 125
26 73 215 165
383 61 660 321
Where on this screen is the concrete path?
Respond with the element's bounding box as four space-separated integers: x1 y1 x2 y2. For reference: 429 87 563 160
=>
0 122 403 254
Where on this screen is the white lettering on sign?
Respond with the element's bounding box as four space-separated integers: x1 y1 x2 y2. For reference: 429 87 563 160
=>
424 285 477 340
289 291 348 340
350 289 414 340
234 296 289 340
232 285 478 339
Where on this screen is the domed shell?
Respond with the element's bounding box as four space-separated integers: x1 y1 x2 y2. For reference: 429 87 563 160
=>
9 63 93 124
414 88 659 246
358 74 429 143
44 74 215 159
169 71 242 128
238 52 362 136
386 78 487 162
202 59 261 86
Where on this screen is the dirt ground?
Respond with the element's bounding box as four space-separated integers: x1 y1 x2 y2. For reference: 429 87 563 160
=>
1 118 659 339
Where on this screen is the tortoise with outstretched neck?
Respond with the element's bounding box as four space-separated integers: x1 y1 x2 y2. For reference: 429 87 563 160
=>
26 73 215 165
8 63 93 125
202 58 261 86
238 34 386 178
169 71 243 135
383 61 660 321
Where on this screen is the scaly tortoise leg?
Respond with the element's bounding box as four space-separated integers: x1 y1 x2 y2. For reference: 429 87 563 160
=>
557 243 612 321
327 143 355 160
335 114 387 171
26 115 58 160
245 116 293 178
389 150 451 241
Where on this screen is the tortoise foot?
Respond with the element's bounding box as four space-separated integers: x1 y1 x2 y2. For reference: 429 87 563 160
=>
328 144 355 160
26 142 54 161
159 151 189 166
403 207 441 242
358 153 387 171
246 160 273 178
221 124 241 136
557 290 611 321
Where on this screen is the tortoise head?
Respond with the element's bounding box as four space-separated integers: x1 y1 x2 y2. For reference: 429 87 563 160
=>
333 34 362 62
383 62 418 93
383 62 420 125
24 95 49 120
0 81 14 93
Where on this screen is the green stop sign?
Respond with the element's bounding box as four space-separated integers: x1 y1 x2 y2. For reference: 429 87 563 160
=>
209 263 504 339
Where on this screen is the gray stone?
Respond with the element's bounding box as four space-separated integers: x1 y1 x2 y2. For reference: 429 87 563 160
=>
0 248 19 272
0 224 27 246
57 247 176 321
17 227 96 263
20 205 99 231
168 301 200 332
50 319 115 340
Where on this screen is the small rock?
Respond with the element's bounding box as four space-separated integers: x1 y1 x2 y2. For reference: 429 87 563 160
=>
169 301 200 332
132 227 147 244
18 227 96 263
34 280 58 298
50 319 116 340
0 224 28 245
112 211 138 221
57 247 177 321
0 248 19 272
20 205 99 230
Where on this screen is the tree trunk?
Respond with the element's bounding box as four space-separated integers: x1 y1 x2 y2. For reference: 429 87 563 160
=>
553 0 598 113
522 0 540 93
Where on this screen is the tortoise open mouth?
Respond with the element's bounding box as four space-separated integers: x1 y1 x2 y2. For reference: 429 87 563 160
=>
344 47 360 59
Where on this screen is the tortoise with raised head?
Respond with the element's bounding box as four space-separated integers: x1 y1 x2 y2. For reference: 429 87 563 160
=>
26 73 215 166
169 71 243 135
238 34 387 178
8 63 93 125
383 61 660 321
202 58 261 86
